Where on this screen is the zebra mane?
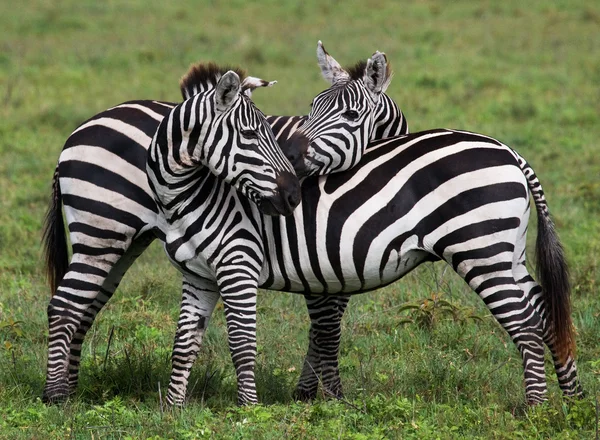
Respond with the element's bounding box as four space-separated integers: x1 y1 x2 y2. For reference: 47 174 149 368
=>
345 59 393 92
180 62 247 100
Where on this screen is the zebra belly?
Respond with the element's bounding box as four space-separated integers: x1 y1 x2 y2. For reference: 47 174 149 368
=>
259 248 428 294
259 216 429 294
362 248 430 291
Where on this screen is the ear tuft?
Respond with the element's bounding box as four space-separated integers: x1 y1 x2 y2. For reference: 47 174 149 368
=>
316 40 350 85
215 71 241 111
241 76 277 98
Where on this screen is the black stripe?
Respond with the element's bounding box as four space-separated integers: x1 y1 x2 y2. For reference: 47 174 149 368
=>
68 222 128 241
451 242 515 270
59 160 158 213
62 194 146 230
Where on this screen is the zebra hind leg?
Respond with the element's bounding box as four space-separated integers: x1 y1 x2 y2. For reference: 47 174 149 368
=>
295 295 349 401
513 264 584 400
456 258 548 405
167 278 220 407
43 252 123 403
66 235 154 394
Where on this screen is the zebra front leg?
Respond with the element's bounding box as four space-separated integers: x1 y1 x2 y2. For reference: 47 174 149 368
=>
295 295 349 401
218 274 260 406
167 278 220 406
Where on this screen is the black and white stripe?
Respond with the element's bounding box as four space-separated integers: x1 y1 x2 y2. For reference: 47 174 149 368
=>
281 41 395 177
155 126 582 405
42 46 406 405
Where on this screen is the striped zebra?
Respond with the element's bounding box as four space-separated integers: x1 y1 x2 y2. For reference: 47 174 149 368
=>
155 66 582 403
256 128 583 406
41 44 403 405
42 63 302 403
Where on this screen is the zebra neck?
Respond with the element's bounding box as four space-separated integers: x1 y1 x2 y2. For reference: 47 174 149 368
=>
148 149 214 221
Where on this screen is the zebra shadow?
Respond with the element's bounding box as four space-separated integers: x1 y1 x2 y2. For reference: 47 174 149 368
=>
71 353 296 407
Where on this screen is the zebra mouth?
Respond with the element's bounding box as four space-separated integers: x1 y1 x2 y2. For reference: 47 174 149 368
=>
259 171 301 216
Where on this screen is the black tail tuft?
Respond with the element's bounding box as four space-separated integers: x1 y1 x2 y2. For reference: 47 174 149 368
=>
42 168 68 294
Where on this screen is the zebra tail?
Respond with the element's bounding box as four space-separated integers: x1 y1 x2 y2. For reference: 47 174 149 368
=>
42 166 69 294
520 157 575 363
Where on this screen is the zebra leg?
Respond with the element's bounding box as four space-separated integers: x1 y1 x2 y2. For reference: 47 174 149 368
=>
67 235 154 393
511 207 583 400
295 295 349 401
217 272 260 406
513 263 584 399
455 257 548 405
43 252 123 403
167 278 220 406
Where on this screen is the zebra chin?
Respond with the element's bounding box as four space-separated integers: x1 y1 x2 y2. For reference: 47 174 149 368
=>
258 171 301 216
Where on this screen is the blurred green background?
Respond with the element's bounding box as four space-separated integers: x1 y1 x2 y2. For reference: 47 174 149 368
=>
0 1 599 438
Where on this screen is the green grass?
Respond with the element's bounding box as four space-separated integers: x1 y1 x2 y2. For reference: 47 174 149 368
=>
1 0 599 438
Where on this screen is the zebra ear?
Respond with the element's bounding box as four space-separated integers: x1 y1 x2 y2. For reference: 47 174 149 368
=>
241 76 277 98
363 51 391 97
215 71 241 111
316 40 350 85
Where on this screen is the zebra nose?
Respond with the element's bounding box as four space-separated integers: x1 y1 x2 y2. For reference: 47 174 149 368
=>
277 171 301 212
281 133 309 176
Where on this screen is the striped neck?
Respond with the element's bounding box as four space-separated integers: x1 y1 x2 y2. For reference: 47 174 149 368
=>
147 95 212 217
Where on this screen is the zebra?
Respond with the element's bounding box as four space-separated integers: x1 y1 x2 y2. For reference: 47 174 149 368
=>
41 43 403 405
155 65 582 404
257 128 583 406
42 63 302 403
174 127 583 406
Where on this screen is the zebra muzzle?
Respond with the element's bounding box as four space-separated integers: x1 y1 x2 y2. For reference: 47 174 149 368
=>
260 171 301 216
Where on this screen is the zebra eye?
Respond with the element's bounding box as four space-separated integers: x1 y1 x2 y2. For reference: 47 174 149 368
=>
342 109 359 121
241 129 258 139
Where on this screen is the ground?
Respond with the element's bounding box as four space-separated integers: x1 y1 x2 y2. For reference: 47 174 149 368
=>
0 1 599 438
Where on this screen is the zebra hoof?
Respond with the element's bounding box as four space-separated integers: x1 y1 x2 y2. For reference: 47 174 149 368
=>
322 386 344 401
293 387 317 402
42 387 70 405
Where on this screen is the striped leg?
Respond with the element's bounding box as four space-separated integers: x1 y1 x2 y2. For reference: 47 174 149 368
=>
295 295 349 401
43 252 121 402
167 277 220 406
448 221 549 405
217 268 259 406
460 260 548 404
510 207 583 400
514 265 583 399
549 352 583 399
67 235 154 392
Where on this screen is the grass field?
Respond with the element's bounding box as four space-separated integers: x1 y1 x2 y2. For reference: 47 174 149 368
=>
1 0 599 438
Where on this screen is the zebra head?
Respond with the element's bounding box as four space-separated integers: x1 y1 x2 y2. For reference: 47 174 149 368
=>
203 70 301 216
282 41 393 177
151 63 301 216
